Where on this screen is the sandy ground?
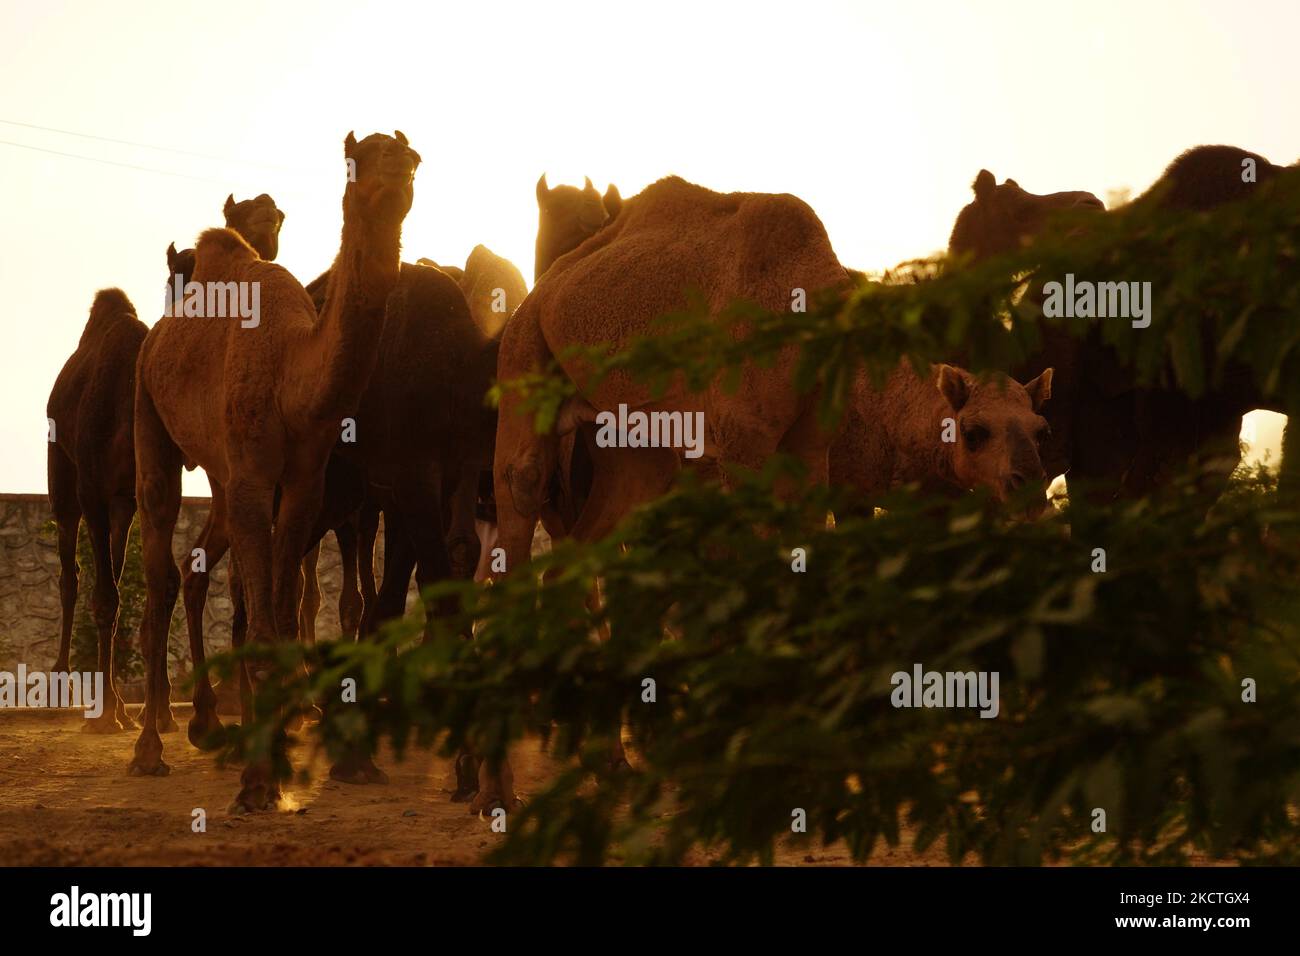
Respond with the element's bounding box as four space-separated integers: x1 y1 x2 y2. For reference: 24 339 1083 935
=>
0 705 971 867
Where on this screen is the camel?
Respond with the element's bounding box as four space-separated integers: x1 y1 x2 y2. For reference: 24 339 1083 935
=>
418 245 528 339
947 145 1292 501
831 363 1054 516
46 289 149 733
130 131 420 812
172 195 366 747
491 176 851 808
526 174 624 538
299 262 497 634
534 174 621 281
221 193 285 261
298 247 498 787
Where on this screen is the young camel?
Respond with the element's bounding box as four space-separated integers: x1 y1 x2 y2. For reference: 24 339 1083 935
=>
130 131 419 813
46 289 149 733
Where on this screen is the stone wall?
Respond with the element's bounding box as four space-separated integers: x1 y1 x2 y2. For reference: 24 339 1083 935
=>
0 493 410 697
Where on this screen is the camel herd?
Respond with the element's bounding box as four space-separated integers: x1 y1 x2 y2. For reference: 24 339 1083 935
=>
45 132 1293 813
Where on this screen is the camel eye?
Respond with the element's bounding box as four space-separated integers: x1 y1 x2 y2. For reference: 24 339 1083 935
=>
962 424 989 450
1035 425 1052 445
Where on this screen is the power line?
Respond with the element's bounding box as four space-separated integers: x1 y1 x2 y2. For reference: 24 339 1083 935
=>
0 117 297 172
0 138 237 184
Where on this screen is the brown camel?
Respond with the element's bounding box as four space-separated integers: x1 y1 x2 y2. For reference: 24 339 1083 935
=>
222 193 285 261
491 176 850 807
173 195 365 746
300 262 497 630
831 363 1054 516
130 131 419 812
526 174 624 538
947 145 1292 501
46 289 149 733
418 245 528 339
534 174 621 281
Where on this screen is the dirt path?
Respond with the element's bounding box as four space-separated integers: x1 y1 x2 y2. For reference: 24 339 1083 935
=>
0 707 970 866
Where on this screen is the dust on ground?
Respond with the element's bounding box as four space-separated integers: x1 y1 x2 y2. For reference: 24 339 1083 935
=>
0 706 969 866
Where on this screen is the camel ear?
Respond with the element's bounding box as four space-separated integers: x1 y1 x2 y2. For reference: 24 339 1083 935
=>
277 208 286 227
583 176 598 197
223 194 236 218
973 169 996 201
536 172 549 204
936 364 971 412
344 131 357 157
1023 368 1053 411
167 242 178 270
603 183 622 221
394 129 409 145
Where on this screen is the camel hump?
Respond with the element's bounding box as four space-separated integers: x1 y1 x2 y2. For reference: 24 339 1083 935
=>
195 226 259 269
80 287 141 343
1143 144 1283 211
90 287 136 318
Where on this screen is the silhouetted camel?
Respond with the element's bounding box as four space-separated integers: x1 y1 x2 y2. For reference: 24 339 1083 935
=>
46 289 148 733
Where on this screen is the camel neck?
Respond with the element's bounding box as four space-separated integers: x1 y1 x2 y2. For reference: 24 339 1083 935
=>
309 212 402 422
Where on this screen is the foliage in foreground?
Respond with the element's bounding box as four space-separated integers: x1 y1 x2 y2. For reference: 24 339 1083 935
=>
210 169 1300 865
213 465 1300 865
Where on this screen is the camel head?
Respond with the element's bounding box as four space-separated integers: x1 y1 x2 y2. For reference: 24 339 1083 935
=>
948 170 1104 262
166 242 196 287
222 193 285 261
534 173 621 280
936 364 1054 515
343 130 422 228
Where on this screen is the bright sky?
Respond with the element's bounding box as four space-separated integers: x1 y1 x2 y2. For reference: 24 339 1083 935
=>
2 0 1297 494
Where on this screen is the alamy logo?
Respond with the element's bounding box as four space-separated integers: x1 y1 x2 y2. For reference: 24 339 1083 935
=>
0 665 103 718
594 404 706 460
164 275 261 328
49 886 151 936
1042 273 1152 329
890 663 1000 718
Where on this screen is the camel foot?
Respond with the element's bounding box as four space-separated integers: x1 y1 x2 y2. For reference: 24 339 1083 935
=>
230 780 282 814
187 707 225 750
114 704 139 730
469 791 522 815
328 753 389 785
81 711 130 734
126 755 171 777
450 753 481 803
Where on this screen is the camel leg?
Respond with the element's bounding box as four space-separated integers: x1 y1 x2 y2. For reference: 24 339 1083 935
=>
444 463 484 585
365 510 417 636
79 500 130 734
228 555 252 726
356 499 380 635
330 504 415 786
184 486 230 744
128 387 182 777
47 445 80 675
224 473 282 812
299 543 321 644
334 518 363 639
565 446 678 780
106 495 137 729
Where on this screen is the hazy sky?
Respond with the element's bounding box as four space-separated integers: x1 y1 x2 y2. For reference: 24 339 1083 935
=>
2 0 1297 494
